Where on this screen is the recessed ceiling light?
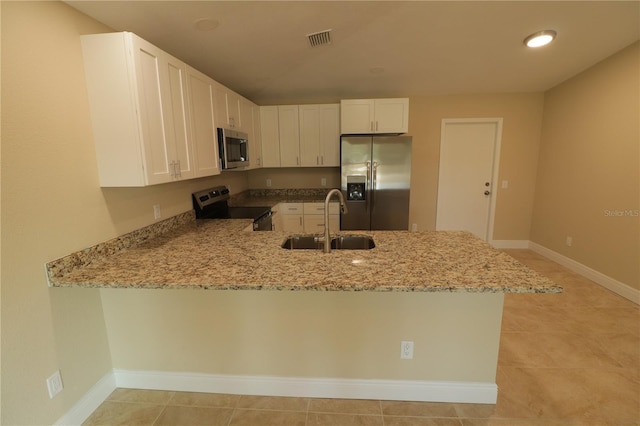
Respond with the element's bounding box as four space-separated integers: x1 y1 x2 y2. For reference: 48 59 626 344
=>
194 18 219 32
524 30 557 48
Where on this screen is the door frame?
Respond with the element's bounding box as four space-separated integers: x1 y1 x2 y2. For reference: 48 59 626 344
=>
436 118 503 242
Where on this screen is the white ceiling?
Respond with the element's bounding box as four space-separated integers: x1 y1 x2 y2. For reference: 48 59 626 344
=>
66 1 639 105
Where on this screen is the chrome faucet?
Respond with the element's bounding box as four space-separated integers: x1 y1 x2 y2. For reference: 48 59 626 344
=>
322 189 348 253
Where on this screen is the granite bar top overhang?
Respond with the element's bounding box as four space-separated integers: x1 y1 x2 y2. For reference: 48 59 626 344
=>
46 212 562 294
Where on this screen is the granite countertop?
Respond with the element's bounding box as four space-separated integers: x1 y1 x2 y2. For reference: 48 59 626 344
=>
46 212 562 294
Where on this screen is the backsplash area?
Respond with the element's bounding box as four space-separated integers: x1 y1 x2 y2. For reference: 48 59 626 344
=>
247 167 340 189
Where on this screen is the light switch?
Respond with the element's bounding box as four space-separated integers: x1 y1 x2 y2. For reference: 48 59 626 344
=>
501 180 509 189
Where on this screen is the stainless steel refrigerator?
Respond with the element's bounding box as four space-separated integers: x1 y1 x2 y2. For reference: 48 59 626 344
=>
340 135 412 230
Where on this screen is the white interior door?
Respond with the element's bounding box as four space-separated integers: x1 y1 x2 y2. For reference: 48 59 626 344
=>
436 119 502 241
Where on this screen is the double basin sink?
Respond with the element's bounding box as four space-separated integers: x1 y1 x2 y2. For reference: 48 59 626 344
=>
281 235 375 250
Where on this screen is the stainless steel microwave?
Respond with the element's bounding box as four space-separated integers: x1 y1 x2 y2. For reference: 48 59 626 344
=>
217 128 249 169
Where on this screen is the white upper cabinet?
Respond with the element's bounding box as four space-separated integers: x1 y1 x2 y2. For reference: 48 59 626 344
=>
299 105 321 166
299 104 340 167
278 105 301 167
247 104 263 169
340 98 409 134
185 66 220 178
238 97 255 135
213 82 245 131
260 106 281 167
81 32 194 186
213 81 230 128
319 104 340 166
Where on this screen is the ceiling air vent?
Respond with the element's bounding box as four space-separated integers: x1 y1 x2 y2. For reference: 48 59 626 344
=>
307 29 332 48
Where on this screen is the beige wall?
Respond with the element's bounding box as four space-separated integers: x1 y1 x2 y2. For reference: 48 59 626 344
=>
0 2 248 424
101 290 504 383
531 42 640 289
408 93 545 238
248 167 340 189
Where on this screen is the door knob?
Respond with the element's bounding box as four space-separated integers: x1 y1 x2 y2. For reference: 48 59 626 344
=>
484 191 491 196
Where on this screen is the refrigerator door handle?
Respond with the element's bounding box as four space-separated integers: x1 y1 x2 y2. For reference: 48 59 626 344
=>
366 161 372 213
371 161 378 206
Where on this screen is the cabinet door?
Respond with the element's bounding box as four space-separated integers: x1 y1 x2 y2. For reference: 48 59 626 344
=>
319 104 340 166
281 215 304 233
249 104 262 169
278 105 300 167
303 215 340 233
299 105 321 166
131 35 173 185
185 66 220 177
238 97 254 134
213 82 232 128
215 82 240 130
163 54 194 180
260 106 280 167
340 99 374 134
226 90 241 129
374 98 409 134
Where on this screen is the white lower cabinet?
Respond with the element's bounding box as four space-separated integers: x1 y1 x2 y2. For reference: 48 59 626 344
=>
303 202 340 233
276 202 340 233
278 203 304 233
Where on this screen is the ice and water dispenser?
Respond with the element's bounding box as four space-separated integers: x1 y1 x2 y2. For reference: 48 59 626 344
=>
346 176 366 201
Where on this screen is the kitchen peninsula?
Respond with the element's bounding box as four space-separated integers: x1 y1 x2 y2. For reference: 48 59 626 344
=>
46 209 560 404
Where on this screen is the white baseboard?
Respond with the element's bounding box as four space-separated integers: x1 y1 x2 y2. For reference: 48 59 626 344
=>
113 369 498 404
53 371 116 426
491 240 530 249
529 241 640 305
55 369 498 425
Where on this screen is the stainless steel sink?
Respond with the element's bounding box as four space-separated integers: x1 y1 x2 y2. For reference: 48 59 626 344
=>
281 235 323 250
281 235 375 250
330 235 376 250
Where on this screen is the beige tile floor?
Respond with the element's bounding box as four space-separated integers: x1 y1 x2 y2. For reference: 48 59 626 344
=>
83 250 640 426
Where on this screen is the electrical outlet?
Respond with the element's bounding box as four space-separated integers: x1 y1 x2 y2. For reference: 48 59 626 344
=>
153 204 161 220
321 178 327 187
411 223 418 232
46 370 63 399
400 341 414 359
266 179 272 187
566 236 573 247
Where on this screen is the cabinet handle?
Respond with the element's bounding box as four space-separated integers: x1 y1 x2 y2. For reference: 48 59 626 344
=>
317 155 319 165
321 156 324 165
296 156 299 166
375 121 379 131
370 121 374 132
299 217 303 226
176 160 181 178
